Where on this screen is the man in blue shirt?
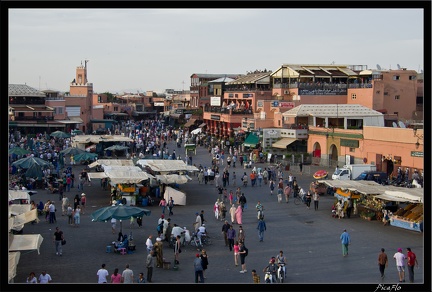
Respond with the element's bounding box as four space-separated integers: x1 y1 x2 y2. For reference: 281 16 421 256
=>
340 229 351 256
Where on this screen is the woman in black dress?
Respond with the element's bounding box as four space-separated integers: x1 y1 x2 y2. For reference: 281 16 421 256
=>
200 249 209 278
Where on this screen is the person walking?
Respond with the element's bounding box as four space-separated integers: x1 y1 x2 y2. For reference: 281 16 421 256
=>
283 185 291 203
97 263 109 283
38 271 52 283
200 249 209 279
121 264 134 283
227 224 237 251
257 217 267 242
305 191 312 209
73 205 81 227
53 226 64 256
26 272 37 283
235 205 243 225
137 272 146 283
238 225 245 243
168 197 174 216
269 179 275 195
346 198 353 218
48 200 56 224
146 250 155 282
229 204 237 224
251 269 260 283
233 240 240 266
238 241 248 273
67 203 73 225
393 248 407 282
80 193 86 214
221 220 230 247
299 161 303 175
174 235 181 265
146 234 154 254
61 195 69 216
406 247 418 283
110 268 122 284
158 198 167 214
194 253 204 283
313 190 320 210
154 237 164 268
378 248 388 279
340 229 351 257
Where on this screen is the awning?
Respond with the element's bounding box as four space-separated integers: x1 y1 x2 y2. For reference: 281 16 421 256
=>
136 159 199 172
164 186 186 206
9 209 39 231
9 252 21 282
272 138 298 149
88 172 109 180
9 234 44 255
198 123 206 128
156 174 191 185
184 118 196 127
374 194 417 203
243 134 259 147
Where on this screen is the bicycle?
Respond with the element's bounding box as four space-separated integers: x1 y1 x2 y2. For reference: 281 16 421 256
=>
294 193 305 205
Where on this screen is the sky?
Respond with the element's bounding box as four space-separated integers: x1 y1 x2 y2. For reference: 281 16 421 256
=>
8 7 425 94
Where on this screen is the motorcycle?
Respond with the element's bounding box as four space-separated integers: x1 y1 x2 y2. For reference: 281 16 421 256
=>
264 271 274 283
277 263 286 283
257 208 264 220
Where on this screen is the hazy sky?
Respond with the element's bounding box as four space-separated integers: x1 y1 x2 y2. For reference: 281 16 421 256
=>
8 8 424 94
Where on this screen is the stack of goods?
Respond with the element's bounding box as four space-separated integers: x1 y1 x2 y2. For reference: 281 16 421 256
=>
392 204 423 223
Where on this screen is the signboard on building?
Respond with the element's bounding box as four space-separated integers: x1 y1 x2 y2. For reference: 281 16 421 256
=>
411 151 423 157
154 102 164 106
257 100 264 107
211 115 220 120
340 139 359 148
279 102 295 108
210 96 221 106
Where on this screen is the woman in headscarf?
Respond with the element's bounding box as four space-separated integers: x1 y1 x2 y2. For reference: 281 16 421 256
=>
213 199 220 220
235 204 243 225
230 204 237 224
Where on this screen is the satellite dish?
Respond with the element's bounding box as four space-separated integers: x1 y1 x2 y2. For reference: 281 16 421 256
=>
397 64 401 69
398 121 406 128
392 122 398 128
376 64 382 70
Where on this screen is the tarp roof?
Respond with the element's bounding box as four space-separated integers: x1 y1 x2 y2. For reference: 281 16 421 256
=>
164 186 186 206
9 204 32 217
89 159 135 168
9 234 44 255
136 159 199 173
319 180 424 202
156 174 191 185
271 138 298 149
9 190 31 201
72 135 133 144
9 209 39 231
103 169 151 184
243 133 259 147
9 252 21 282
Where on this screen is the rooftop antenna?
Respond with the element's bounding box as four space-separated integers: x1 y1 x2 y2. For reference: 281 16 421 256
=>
376 64 382 70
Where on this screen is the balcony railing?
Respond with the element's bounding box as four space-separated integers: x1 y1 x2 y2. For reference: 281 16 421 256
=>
205 107 253 115
9 99 46 105
14 116 54 121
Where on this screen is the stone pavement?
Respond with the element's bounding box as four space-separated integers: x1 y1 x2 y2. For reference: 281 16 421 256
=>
8 140 426 291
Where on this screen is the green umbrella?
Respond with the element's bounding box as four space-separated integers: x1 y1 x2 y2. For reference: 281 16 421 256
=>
91 204 151 233
50 130 71 138
25 163 44 180
9 147 31 156
73 152 98 162
12 156 50 169
60 147 86 156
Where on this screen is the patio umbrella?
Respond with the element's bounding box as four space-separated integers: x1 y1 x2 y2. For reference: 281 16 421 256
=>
313 170 328 179
50 130 71 138
24 164 44 180
12 156 50 169
73 152 98 162
91 204 151 233
104 145 129 151
9 147 31 156
60 147 86 156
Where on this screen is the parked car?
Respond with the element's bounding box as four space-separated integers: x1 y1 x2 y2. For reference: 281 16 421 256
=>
354 171 389 185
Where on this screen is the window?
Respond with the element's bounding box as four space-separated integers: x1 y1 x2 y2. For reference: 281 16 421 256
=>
351 93 357 100
393 75 400 80
114 107 118 111
278 120 281 126
394 95 400 100
349 148 355 152
384 92 388 96
409 75 416 80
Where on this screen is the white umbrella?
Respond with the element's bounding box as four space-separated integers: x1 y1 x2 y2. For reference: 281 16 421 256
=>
191 128 202 135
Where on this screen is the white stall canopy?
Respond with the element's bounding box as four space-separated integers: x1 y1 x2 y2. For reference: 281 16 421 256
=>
164 186 187 206
9 234 44 255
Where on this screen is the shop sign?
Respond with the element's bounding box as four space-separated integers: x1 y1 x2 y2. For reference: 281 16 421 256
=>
154 102 164 106
340 139 359 148
279 102 295 108
242 93 253 98
411 151 423 157
210 96 221 106
211 115 220 121
257 100 263 107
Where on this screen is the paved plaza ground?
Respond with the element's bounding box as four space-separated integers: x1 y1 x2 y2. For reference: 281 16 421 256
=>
6 139 428 291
